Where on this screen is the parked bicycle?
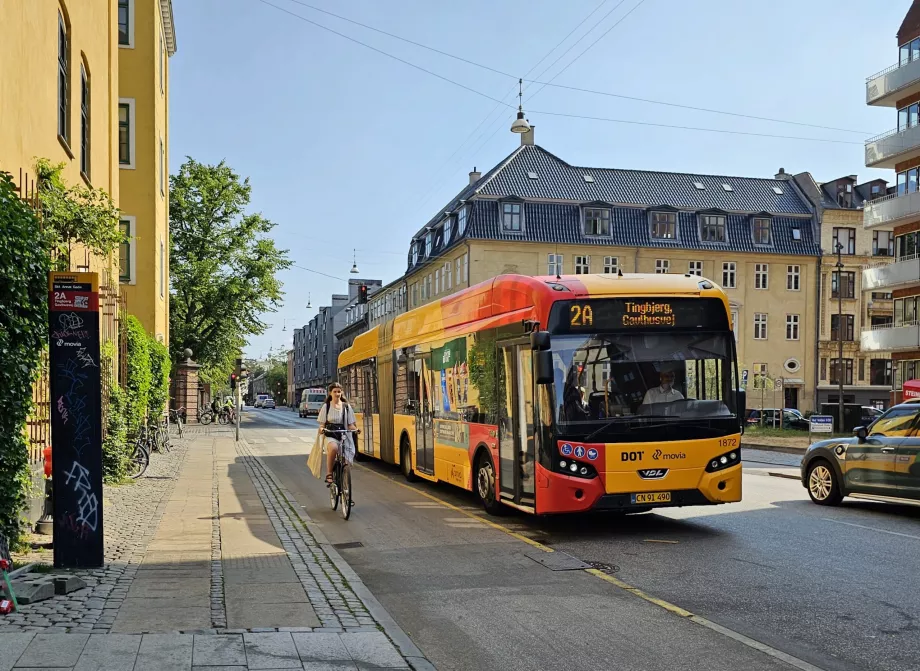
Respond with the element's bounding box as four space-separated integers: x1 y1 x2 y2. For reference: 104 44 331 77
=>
169 407 184 438
198 407 214 425
326 428 358 520
147 415 171 454
128 425 151 479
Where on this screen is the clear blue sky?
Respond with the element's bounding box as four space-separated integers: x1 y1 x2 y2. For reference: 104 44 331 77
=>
168 0 911 359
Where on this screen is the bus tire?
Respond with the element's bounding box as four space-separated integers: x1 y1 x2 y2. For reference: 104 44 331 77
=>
401 437 418 482
476 451 504 516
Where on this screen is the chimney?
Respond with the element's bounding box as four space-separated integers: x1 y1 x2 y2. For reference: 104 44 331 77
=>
469 167 481 184
521 124 535 146
775 167 789 180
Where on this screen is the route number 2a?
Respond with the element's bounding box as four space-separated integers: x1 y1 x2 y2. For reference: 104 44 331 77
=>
570 304 594 328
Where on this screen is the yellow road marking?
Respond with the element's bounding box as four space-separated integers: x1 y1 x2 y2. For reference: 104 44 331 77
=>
643 539 679 544
587 569 694 617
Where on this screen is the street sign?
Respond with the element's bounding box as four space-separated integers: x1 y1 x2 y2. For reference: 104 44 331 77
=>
775 377 784 391
741 369 749 387
810 415 834 434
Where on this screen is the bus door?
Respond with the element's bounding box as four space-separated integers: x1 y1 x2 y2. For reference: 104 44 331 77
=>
361 363 375 456
413 354 435 475
498 343 536 507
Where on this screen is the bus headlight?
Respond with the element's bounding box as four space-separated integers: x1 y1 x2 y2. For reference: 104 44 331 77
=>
560 460 567 469
569 463 578 473
706 449 741 473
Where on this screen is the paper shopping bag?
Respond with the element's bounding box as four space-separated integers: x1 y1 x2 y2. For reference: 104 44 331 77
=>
307 431 325 479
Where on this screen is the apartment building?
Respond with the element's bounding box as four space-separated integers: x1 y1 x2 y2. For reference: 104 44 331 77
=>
862 0 920 403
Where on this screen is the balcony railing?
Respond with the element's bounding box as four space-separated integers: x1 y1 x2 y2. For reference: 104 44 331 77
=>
866 58 920 106
863 253 920 290
865 125 920 168
864 189 920 228
861 321 920 352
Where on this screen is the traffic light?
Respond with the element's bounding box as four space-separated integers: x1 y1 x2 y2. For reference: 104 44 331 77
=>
230 373 237 391
358 284 368 304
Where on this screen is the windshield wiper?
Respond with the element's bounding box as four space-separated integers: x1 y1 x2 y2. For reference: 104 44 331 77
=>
580 416 670 443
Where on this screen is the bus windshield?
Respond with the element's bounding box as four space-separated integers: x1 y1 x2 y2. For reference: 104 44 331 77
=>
549 331 738 440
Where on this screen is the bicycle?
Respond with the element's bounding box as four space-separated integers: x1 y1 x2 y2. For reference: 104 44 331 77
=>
198 407 215 425
169 407 184 438
145 416 170 454
326 429 358 520
128 426 151 479
218 407 235 425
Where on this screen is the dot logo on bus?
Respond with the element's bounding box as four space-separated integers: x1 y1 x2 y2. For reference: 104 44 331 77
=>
574 446 586 458
586 448 598 461
561 444 573 456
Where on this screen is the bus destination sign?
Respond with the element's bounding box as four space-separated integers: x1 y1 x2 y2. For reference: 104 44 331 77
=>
551 298 729 333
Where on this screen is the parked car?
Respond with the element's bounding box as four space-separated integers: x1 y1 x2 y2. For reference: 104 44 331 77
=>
262 398 276 409
746 408 809 430
860 406 884 426
299 388 326 418
254 394 270 408
802 403 920 506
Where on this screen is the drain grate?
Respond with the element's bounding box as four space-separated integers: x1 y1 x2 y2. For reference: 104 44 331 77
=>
332 541 364 550
524 549 590 571
587 561 620 574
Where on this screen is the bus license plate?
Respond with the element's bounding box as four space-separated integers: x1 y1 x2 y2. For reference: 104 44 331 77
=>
632 492 671 504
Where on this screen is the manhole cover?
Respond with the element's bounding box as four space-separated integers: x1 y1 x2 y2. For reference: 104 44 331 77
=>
524 549 590 571
332 542 364 550
587 561 619 574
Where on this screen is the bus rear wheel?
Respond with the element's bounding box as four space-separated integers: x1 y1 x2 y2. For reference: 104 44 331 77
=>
476 452 504 516
401 438 418 482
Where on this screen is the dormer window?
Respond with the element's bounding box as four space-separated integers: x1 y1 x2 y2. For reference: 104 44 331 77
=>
411 241 419 266
753 217 771 245
502 201 523 232
443 216 453 244
650 211 677 240
699 214 727 243
425 231 433 256
457 205 468 236
584 207 610 236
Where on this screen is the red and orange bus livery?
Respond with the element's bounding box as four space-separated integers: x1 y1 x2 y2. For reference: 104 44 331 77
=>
337 273 744 515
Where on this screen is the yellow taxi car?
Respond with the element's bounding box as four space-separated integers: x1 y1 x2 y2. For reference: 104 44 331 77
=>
801 403 920 505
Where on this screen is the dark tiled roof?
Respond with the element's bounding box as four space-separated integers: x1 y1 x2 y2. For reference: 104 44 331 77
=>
466 201 819 256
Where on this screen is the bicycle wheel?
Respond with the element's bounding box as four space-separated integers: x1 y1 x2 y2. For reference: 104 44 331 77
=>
218 411 229 426
200 411 213 426
340 464 352 520
128 442 150 479
159 427 171 453
329 463 340 511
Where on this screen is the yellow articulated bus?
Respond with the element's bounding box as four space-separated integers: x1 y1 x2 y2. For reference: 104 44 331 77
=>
337 273 744 516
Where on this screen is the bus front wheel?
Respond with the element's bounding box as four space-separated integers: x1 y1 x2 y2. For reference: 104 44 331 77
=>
401 438 418 482
476 452 504 516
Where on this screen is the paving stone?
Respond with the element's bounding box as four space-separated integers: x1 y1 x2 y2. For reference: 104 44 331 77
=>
72 633 140 671
135 633 194 670
0 633 35 671
243 632 302 669
192 634 246 666
339 633 407 669
16 632 89 667
291 633 351 662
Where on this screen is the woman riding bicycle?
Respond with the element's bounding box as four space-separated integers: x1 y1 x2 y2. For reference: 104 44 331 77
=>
317 382 357 486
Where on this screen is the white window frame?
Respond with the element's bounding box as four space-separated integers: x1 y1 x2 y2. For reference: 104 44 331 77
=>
159 136 165 196
120 216 137 285
722 262 737 288
444 261 452 290
655 259 669 274
603 256 618 274
548 253 563 276
118 98 136 170
501 201 523 233
688 260 703 276
118 0 135 49
584 208 611 237
786 314 799 341
650 211 677 240
754 263 768 290
786 265 801 291
434 269 440 295
754 313 768 340
457 206 468 236
159 237 165 299
752 217 772 246
731 309 739 342
462 253 469 282
700 214 727 243
575 255 590 274
455 257 461 286
159 29 165 94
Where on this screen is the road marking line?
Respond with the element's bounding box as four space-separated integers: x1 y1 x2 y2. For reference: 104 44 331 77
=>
821 517 920 540
643 539 679 544
358 462 830 671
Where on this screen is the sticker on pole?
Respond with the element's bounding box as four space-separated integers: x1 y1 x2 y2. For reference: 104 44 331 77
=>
810 415 834 433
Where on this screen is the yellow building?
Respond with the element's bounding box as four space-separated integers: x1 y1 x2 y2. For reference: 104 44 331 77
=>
117 0 176 344
0 0 120 276
401 138 822 411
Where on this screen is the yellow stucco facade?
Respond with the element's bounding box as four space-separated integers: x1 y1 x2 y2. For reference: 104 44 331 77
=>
118 0 174 345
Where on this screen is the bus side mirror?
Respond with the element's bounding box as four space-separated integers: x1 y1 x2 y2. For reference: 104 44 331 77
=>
531 331 551 351
535 351 554 385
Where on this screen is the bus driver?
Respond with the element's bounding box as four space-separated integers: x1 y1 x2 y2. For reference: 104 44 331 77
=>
642 368 684 406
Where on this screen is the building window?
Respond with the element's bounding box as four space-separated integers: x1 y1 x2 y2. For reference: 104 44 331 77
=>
870 359 893 386
901 37 920 66
754 263 768 290
830 358 854 386
898 167 920 196
502 202 522 232
899 102 920 132
688 261 703 276
753 217 771 245
425 232 433 257
830 314 855 341
722 262 736 288
434 269 440 295
584 208 610 236
444 261 452 290
58 11 70 143
548 253 563 276
752 362 768 388
650 211 677 240
119 219 132 283
655 259 669 274
754 313 767 340
457 206 468 235
858 358 865 382
80 62 90 179
832 227 856 255
820 358 827 381
159 31 165 93
443 216 453 245
603 256 618 274
160 137 165 196
118 100 135 167
159 239 165 298
831 271 855 299
731 309 739 342
455 256 462 285
786 314 799 340
575 255 590 274
873 230 894 257
118 0 131 45
461 253 468 283
700 214 726 243
787 265 800 291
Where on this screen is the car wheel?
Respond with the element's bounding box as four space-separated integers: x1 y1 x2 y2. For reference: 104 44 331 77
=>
806 459 843 506
476 451 504 516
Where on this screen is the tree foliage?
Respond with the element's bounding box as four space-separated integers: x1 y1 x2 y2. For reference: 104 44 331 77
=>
169 159 290 382
0 172 52 546
148 338 171 419
124 315 152 436
101 342 130 482
265 361 288 401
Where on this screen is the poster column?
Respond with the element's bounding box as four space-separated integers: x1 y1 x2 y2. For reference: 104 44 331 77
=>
49 272 104 568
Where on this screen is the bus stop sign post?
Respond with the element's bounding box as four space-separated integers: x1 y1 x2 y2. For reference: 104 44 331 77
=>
809 415 834 444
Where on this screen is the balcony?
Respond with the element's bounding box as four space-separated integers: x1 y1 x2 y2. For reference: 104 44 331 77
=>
866 59 920 106
864 190 920 228
861 322 920 352
863 254 920 290
865 125 920 169
867 297 894 314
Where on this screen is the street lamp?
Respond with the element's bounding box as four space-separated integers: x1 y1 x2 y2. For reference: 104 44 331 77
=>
835 242 845 433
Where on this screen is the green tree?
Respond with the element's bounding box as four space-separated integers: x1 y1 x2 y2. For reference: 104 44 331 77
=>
123 315 152 436
147 337 171 419
265 361 287 402
101 342 130 482
169 159 291 382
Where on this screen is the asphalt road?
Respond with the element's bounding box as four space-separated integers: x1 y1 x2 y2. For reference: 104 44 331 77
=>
241 406 920 671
